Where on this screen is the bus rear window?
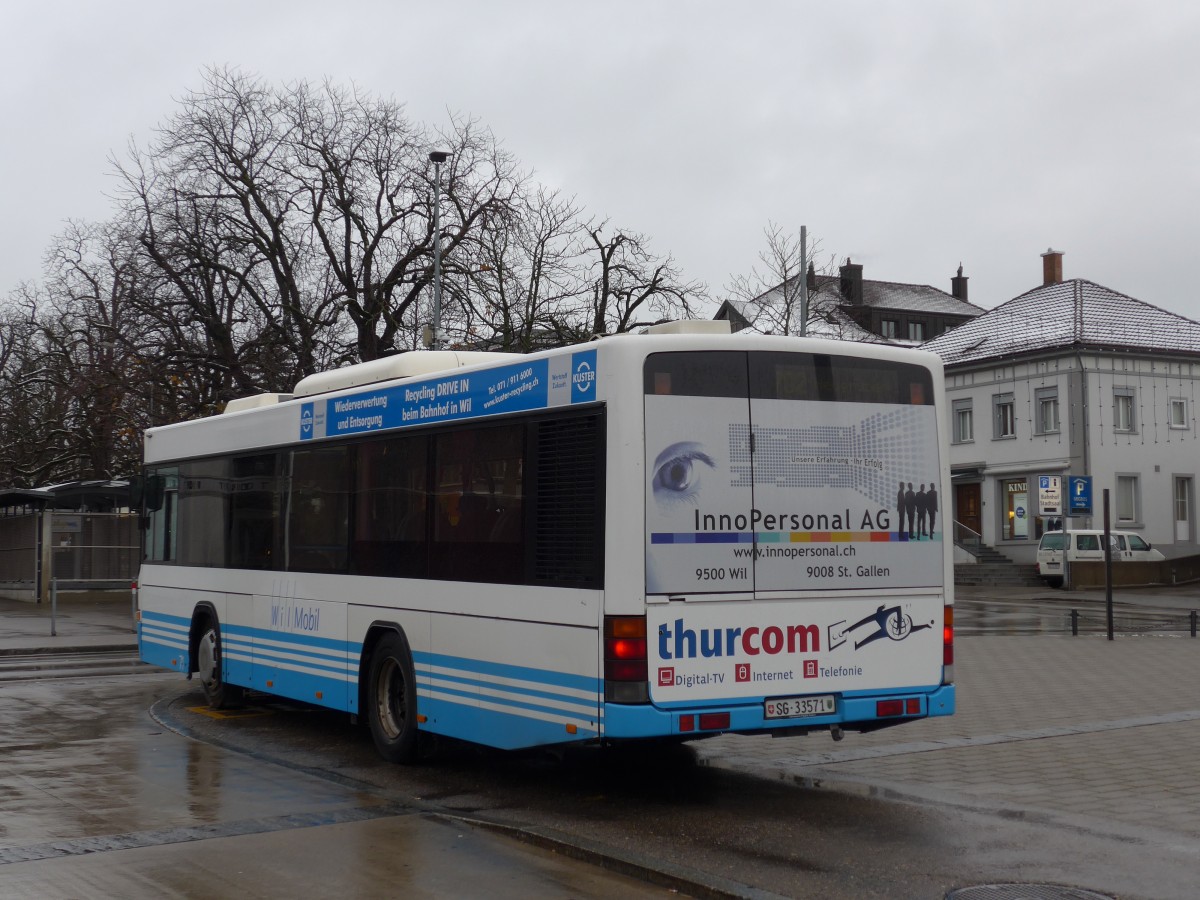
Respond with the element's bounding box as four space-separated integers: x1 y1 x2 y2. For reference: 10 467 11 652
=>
643 351 933 405
643 352 747 397
750 353 934 405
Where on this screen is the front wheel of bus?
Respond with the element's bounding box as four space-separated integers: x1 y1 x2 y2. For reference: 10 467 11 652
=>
197 619 244 709
367 631 419 764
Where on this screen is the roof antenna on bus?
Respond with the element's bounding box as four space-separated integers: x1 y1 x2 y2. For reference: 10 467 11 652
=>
830 724 844 742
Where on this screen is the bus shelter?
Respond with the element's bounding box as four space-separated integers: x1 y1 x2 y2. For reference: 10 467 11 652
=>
0 481 138 603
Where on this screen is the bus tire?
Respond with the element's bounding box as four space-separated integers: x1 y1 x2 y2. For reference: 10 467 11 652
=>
367 631 419 764
1045 576 1063 589
197 616 244 709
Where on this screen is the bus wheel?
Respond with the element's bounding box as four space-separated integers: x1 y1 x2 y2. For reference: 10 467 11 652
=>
197 618 244 709
367 631 419 764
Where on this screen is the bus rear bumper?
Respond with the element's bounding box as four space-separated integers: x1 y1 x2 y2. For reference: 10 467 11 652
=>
603 683 955 739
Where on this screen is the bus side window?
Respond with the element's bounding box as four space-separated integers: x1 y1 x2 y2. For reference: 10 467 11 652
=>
352 435 428 578
227 454 282 571
144 468 179 562
430 424 524 583
288 446 350 574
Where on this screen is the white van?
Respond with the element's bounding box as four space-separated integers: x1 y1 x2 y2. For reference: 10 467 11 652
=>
1036 530 1165 587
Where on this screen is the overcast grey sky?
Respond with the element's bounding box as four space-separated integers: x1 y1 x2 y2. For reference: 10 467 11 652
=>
4 0 1199 320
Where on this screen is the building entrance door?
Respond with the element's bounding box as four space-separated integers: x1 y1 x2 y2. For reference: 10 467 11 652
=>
955 482 982 541
1175 477 1193 542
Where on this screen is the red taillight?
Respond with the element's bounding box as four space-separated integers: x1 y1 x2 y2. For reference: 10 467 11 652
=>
608 637 646 660
943 605 955 670
698 712 730 731
680 712 730 732
877 699 904 717
605 617 647 682
878 697 923 718
606 659 648 681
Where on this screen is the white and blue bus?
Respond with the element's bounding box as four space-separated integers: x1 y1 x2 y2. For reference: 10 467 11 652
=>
137 321 955 762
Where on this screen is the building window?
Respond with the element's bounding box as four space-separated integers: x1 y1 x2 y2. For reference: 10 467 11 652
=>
908 321 925 341
993 392 1015 439
1004 479 1030 540
1035 387 1059 434
880 319 898 339
1113 387 1136 433
1170 397 1189 429
1116 475 1139 524
953 399 973 443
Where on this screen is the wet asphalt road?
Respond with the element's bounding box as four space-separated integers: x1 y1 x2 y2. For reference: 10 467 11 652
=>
3 588 1200 898
0 674 671 900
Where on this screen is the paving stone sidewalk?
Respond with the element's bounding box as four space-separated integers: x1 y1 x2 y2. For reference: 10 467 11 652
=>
697 632 1200 842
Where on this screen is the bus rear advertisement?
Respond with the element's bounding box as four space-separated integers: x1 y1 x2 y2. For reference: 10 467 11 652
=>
136 323 954 763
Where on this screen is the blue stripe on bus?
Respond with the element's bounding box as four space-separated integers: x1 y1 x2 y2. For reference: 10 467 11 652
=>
224 622 351 654
422 668 597 710
141 610 190 627
412 650 601 748
223 633 349 666
139 610 604 745
418 677 598 720
138 613 189 672
418 695 599 750
416 651 599 693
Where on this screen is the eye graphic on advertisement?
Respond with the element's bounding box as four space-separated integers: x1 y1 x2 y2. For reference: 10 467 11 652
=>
651 442 715 505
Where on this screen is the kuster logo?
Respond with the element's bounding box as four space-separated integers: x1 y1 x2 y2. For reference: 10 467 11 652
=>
572 361 595 392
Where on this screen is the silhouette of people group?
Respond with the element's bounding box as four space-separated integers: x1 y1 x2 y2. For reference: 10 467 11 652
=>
898 481 938 539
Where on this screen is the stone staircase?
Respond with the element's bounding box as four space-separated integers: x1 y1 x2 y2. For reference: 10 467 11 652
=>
954 543 1045 586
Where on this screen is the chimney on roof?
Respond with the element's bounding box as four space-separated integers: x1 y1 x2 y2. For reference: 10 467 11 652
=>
951 263 968 301
1041 248 1064 285
839 258 863 305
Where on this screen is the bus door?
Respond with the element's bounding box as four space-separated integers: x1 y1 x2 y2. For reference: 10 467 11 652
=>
644 351 755 596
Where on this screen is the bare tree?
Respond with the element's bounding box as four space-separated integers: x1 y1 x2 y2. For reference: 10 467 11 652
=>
290 83 522 360
116 68 337 399
585 224 703 336
38 219 155 479
0 290 71 485
116 68 525 390
725 222 869 339
453 186 591 351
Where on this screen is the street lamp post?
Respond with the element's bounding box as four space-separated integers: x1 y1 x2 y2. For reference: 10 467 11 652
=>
429 149 449 350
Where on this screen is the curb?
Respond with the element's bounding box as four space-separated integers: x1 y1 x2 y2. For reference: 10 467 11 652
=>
0 641 138 658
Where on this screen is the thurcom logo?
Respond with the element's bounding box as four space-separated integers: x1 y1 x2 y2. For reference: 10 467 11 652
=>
571 349 597 403
657 617 820 661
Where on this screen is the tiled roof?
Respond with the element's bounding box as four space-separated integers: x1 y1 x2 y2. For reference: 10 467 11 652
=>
715 292 885 343
923 279 1200 365
804 305 887 343
811 274 987 317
